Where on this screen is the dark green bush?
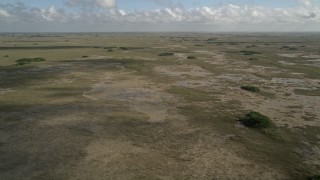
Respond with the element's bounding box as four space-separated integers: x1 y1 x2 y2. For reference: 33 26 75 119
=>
240 111 272 128
187 56 197 59
82 56 88 58
309 175 320 180
4 55 9 57
159 53 174 56
16 57 45 66
240 51 262 55
241 86 260 92
120 47 128 50
206 38 218 41
280 45 297 50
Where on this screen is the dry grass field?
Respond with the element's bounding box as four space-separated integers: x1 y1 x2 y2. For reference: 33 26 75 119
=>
0 33 320 179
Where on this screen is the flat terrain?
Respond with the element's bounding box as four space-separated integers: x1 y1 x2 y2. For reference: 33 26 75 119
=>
0 33 320 179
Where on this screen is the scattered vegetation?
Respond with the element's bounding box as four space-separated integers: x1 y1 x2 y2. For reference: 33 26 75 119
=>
82 56 88 58
241 85 260 92
240 50 262 55
240 111 272 128
4 55 9 57
16 57 46 66
159 52 174 56
249 58 258 61
187 56 197 59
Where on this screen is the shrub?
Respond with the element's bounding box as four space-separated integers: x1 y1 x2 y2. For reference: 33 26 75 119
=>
206 38 218 41
120 47 128 50
240 111 272 128
187 56 197 59
16 57 45 66
289 47 297 51
241 85 260 92
82 56 88 58
280 45 297 50
240 50 262 55
4 55 9 57
309 175 320 180
159 53 174 56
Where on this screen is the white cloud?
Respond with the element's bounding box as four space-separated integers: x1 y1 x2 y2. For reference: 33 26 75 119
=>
66 0 115 9
0 1 319 32
95 0 115 8
299 0 312 6
0 9 10 17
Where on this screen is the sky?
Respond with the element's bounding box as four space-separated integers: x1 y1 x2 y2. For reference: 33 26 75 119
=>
0 0 319 32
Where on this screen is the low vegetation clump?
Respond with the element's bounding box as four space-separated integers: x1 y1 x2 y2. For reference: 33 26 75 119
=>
309 175 320 180
206 38 218 41
280 45 297 50
159 52 174 56
241 85 260 92
82 56 88 58
187 56 197 59
246 45 257 48
120 47 128 50
16 57 46 66
240 111 272 128
4 55 9 57
240 50 262 55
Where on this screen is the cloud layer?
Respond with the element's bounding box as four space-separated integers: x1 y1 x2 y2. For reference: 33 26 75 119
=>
0 1 319 32
66 0 116 9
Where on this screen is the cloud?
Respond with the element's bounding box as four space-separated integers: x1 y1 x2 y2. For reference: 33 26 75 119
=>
299 0 312 6
0 1 319 32
0 9 10 17
66 0 115 9
95 0 115 8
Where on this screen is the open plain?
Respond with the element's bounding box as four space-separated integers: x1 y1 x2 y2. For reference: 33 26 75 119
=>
0 33 320 179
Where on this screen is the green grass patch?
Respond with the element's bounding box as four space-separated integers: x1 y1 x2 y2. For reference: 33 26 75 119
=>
241 85 260 92
240 111 272 129
16 57 46 66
